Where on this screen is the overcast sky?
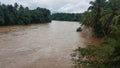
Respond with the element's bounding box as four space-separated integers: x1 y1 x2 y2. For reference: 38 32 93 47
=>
0 0 94 13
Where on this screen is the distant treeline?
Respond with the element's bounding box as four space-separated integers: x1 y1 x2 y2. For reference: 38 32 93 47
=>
51 13 82 21
0 3 51 26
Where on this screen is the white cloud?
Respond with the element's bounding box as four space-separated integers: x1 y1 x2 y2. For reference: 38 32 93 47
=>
0 0 94 13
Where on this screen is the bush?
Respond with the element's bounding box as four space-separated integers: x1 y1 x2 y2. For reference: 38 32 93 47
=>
76 27 82 32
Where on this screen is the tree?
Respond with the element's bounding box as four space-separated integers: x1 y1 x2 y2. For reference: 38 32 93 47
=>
0 3 51 26
87 0 107 37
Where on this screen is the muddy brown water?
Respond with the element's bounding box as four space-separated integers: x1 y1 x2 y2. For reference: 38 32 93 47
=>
0 21 91 68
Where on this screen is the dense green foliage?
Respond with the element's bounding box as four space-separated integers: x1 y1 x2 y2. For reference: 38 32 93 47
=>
0 3 51 26
51 13 82 21
81 0 120 37
72 0 120 68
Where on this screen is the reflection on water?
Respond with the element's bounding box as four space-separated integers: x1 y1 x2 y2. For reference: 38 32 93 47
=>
0 21 89 68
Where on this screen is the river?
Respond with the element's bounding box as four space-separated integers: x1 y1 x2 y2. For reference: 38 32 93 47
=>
0 21 91 68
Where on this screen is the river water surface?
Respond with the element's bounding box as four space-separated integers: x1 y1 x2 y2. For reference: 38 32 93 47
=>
0 21 91 68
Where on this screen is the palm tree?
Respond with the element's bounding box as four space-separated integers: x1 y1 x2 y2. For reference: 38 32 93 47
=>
81 11 93 26
100 0 120 35
87 0 106 37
